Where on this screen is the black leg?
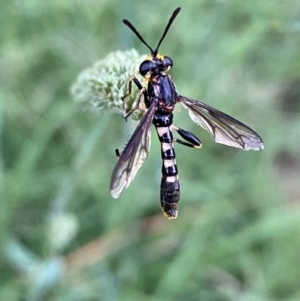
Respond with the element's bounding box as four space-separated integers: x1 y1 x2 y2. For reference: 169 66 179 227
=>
124 86 147 121
121 76 144 102
172 125 202 148
115 149 121 158
121 76 148 121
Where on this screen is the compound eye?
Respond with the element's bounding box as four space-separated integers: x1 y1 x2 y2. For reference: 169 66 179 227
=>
139 60 156 77
163 56 173 71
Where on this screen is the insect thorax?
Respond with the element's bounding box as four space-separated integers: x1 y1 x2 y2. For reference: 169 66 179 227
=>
148 75 177 109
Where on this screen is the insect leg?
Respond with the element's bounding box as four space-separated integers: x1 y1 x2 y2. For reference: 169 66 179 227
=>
124 86 147 121
122 76 148 121
121 76 144 102
171 125 202 148
115 149 121 158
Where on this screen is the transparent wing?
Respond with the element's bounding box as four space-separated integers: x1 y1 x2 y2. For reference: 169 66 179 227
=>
110 102 157 198
178 95 264 151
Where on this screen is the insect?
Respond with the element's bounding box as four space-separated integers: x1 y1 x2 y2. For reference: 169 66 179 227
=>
110 7 264 219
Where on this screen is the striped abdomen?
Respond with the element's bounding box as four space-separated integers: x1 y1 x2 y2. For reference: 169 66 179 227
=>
155 125 180 219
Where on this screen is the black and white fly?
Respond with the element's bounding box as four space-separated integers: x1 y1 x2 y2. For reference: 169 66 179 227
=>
110 7 264 219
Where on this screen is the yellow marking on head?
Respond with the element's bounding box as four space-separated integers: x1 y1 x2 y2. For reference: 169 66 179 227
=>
156 53 164 60
146 53 164 61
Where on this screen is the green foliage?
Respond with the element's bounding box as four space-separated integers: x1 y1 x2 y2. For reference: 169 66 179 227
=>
1 1 300 300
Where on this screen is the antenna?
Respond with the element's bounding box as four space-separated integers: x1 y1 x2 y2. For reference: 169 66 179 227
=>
122 7 181 57
122 19 154 54
154 7 181 56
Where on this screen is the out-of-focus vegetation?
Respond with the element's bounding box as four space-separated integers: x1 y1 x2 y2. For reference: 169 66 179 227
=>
1 1 300 300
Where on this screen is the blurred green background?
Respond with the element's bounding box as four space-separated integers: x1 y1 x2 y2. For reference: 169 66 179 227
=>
1 0 300 300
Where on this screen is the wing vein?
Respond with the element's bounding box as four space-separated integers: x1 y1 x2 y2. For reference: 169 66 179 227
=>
178 95 264 151
110 101 157 198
